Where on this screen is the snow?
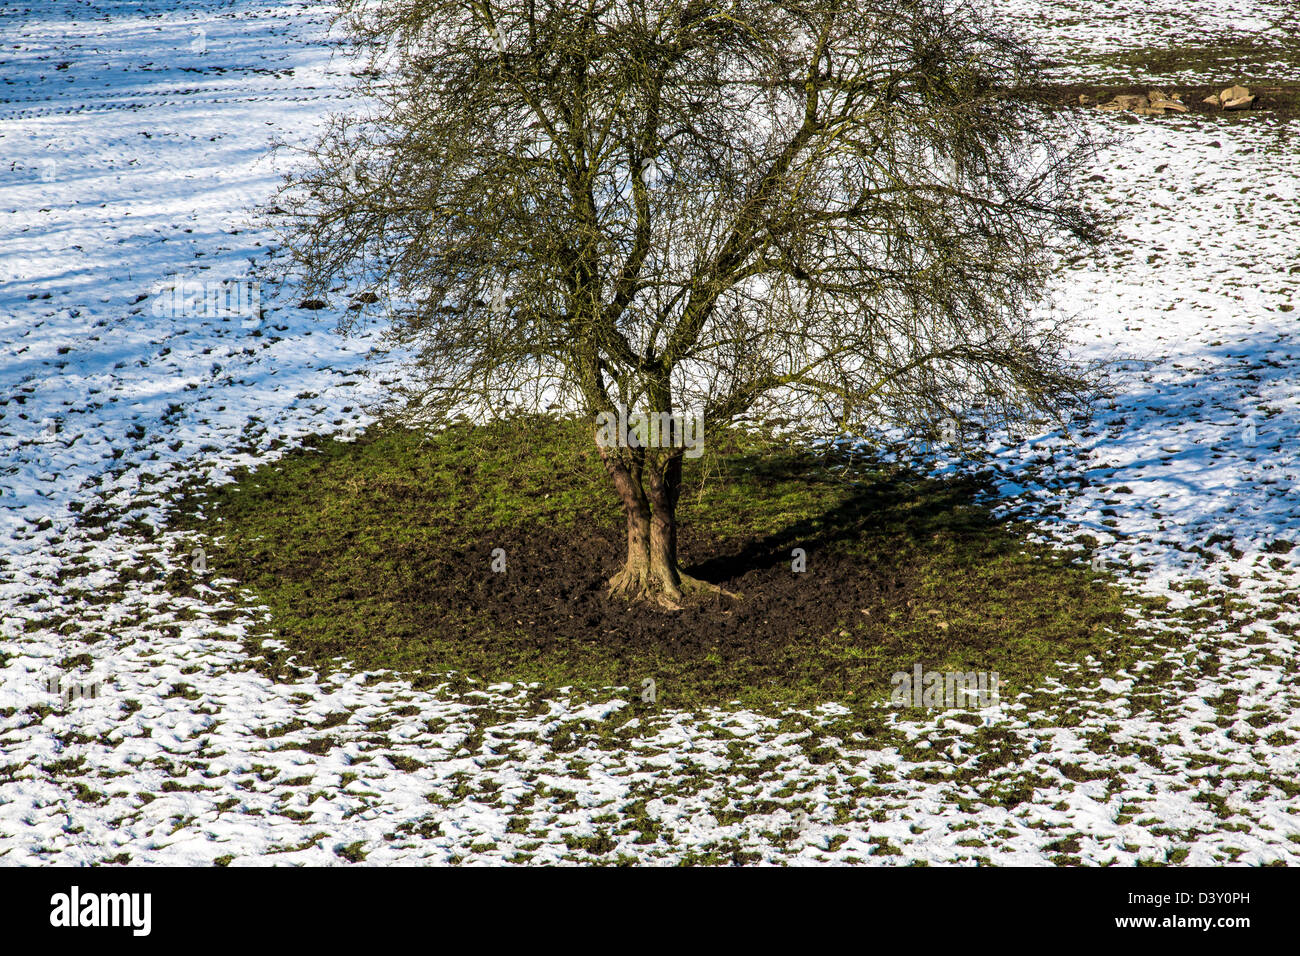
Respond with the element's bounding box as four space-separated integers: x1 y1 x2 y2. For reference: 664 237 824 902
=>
1 0 1298 865
989 0 1299 84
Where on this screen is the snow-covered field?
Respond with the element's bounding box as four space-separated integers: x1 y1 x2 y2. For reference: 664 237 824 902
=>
1 0 1297 865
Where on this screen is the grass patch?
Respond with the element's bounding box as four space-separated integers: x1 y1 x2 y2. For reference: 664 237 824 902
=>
169 416 1145 714
1064 38 1300 86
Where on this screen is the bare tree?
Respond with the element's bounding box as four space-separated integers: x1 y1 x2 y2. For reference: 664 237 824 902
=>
276 0 1099 608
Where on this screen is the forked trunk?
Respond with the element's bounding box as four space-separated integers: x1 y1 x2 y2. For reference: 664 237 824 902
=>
596 436 717 608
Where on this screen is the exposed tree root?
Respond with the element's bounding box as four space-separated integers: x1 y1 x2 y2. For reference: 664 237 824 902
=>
607 562 738 610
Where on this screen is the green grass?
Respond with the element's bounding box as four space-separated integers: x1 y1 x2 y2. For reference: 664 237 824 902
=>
169 416 1149 715
1068 39 1300 85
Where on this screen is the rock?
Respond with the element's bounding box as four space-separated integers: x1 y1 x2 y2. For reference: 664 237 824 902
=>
1097 89 1198 118
1078 93 1093 106
1148 89 1189 111
1221 84 1250 103
1223 94 1256 111
1203 94 1222 106
1112 94 1148 110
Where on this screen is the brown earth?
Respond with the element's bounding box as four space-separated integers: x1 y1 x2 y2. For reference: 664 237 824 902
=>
1028 83 1300 120
414 490 933 661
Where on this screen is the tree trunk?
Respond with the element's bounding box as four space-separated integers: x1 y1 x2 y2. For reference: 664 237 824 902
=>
597 436 727 609
644 450 683 596
598 443 656 599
